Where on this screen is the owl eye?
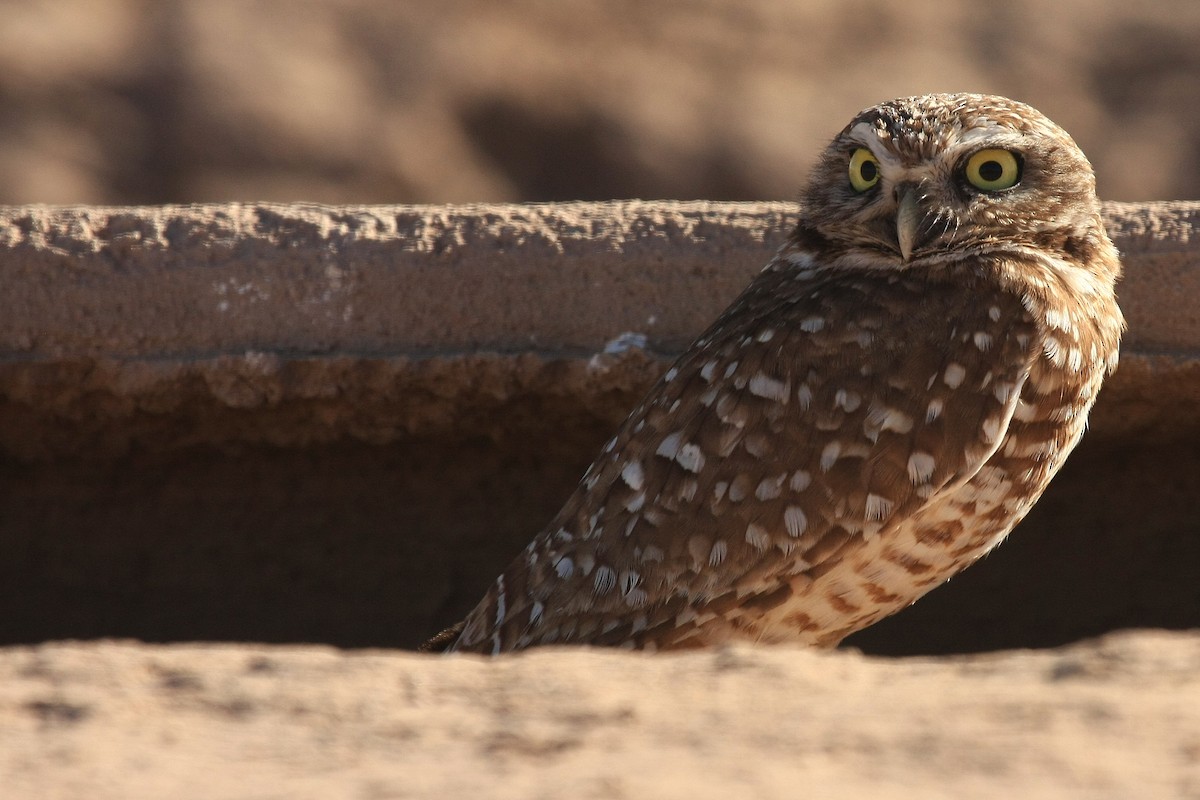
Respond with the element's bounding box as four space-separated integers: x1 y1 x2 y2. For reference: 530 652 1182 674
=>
848 148 881 192
964 149 1022 192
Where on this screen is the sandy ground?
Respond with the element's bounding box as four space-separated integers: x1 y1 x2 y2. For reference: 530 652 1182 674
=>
3 632 1199 799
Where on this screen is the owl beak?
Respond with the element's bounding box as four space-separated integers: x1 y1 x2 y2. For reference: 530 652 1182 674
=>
894 184 921 263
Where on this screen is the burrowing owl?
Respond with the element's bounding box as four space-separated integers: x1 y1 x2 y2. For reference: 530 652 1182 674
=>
423 93 1124 654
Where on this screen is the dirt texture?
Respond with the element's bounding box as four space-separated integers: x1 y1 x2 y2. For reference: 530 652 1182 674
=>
1 200 1198 797
4 2 1200 207
4 633 1200 799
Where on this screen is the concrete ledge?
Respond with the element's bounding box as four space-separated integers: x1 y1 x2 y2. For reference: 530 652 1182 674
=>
0 201 800 358
0 201 1198 655
2 200 1199 357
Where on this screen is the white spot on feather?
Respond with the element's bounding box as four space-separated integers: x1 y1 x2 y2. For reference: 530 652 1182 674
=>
756 474 786 500
1013 399 1038 422
749 373 790 403
865 493 894 521
796 383 813 410
1043 307 1075 334
943 363 966 389
620 460 645 491
739 434 768 460
745 524 771 550
554 556 574 579
656 432 683 460
709 540 728 566
625 588 648 607
820 441 842 472
593 565 616 595
835 389 862 412
640 545 665 563
800 316 825 333
907 452 936 484
785 251 814 269
676 443 705 473
867 405 914 435
784 506 808 537
1045 336 1065 366
728 477 750 502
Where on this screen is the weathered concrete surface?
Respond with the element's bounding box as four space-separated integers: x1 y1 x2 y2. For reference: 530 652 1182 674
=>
3 633 1199 800
2 201 1199 359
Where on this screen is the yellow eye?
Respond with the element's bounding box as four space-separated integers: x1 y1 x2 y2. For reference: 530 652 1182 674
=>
964 148 1021 192
848 148 881 192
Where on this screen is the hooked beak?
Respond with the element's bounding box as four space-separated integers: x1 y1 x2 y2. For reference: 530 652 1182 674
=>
894 184 921 263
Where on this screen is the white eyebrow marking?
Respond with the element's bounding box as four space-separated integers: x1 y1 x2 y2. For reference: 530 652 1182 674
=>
847 124 904 171
957 127 1023 145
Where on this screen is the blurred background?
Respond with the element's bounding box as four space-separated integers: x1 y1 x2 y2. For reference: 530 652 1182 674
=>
1 0 1198 207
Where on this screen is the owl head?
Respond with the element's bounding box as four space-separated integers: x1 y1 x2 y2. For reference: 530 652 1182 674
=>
797 93 1110 273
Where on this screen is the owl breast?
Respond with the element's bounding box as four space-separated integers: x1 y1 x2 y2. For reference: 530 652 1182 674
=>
741 252 1123 648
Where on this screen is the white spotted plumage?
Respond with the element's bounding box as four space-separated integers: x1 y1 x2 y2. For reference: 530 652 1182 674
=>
424 93 1124 655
